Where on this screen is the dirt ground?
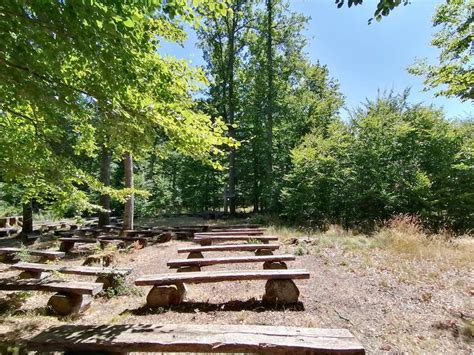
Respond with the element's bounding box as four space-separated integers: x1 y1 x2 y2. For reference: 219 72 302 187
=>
0 219 472 354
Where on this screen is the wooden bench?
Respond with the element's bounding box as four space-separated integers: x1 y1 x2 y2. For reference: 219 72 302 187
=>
58 237 98 252
193 235 278 246
11 262 131 289
120 229 161 237
167 254 295 272
0 278 102 315
98 235 148 247
195 230 264 237
178 243 280 258
135 269 310 307
27 323 365 354
0 247 65 262
0 227 18 237
209 224 262 230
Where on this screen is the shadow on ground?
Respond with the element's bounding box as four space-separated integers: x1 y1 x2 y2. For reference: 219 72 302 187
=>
126 298 305 315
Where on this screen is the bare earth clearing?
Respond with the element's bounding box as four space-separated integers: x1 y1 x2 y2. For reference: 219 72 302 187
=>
0 218 472 354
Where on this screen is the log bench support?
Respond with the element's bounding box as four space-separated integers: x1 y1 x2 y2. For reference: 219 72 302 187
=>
256 249 274 256
263 261 287 270
59 240 75 253
47 293 92 316
187 251 204 259
146 283 187 308
262 279 299 304
18 270 44 279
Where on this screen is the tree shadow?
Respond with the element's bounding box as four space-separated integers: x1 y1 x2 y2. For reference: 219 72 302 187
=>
127 298 305 315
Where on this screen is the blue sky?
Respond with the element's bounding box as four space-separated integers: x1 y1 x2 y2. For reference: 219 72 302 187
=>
161 0 472 120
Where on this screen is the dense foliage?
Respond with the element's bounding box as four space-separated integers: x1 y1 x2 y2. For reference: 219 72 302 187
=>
282 92 473 232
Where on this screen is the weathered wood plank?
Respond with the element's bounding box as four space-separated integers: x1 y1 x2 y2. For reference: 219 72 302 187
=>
135 269 310 286
0 278 103 295
98 236 146 242
11 262 131 276
178 243 280 253
0 247 65 258
195 230 264 236
168 254 295 268
58 238 97 243
27 324 365 354
194 235 278 243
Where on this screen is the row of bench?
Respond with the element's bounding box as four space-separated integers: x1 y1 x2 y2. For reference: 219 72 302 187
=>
133 228 310 307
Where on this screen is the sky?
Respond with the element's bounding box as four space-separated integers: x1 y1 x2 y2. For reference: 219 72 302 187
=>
160 0 473 120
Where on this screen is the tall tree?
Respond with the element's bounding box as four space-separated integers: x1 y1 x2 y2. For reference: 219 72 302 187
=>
0 1 233 225
408 0 473 101
197 1 251 214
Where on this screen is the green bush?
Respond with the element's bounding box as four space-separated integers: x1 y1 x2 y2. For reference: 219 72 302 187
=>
282 91 473 233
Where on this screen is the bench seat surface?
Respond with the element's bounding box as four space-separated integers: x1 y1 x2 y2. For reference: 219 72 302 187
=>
135 269 310 286
27 324 365 354
0 278 103 295
167 254 295 268
0 248 65 258
11 262 131 276
178 243 280 253
194 235 278 241
58 238 97 243
195 231 264 236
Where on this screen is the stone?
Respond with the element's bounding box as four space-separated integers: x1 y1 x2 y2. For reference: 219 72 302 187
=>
187 251 204 259
48 293 92 316
262 279 300 304
146 283 186 307
255 249 273 256
263 261 287 270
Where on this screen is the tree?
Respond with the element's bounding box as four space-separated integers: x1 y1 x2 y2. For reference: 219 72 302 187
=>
408 0 473 101
0 1 233 228
197 0 252 214
282 91 473 232
335 0 411 23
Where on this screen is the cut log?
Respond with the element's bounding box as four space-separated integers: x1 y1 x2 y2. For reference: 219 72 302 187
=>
11 262 131 277
0 278 103 295
263 279 300 304
146 283 186 307
178 243 280 254
48 293 92 316
167 254 295 268
135 269 310 286
195 230 264 237
194 235 278 245
27 324 365 354
0 247 65 259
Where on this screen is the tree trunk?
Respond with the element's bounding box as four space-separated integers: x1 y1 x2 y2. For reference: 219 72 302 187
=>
265 0 274 210
98 146 111 227
21 200 33 236
227 13 238 215
123 152 134 230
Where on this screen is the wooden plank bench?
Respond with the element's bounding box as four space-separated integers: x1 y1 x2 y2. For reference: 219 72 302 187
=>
0 247 65 262
195 230 265 237
58 237 98 252
135 269 310 306
178 243 280 258
27 323 365 354
0 278 102 315
11 262 131 289
0 227 18 237
167 254 295 272
193 235 278 246
98 235 148 247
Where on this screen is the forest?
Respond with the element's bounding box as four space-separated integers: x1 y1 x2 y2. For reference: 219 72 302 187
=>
0 1 473 353
1 0 472 235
